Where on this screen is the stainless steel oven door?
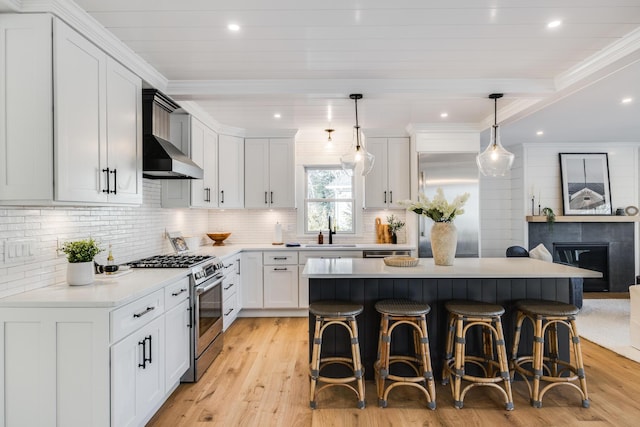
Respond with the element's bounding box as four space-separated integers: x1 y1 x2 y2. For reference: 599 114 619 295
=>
194 275 224 357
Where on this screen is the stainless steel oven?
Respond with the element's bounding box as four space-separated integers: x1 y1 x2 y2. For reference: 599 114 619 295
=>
190 273 224 380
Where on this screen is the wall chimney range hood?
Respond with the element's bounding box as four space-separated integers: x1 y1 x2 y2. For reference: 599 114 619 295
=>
142 89 204 179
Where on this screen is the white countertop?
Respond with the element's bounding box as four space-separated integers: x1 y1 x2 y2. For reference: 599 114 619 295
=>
302 257 603 279
0 268 189 308
0 243 416 308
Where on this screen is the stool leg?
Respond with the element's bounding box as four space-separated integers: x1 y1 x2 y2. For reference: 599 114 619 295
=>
348 316 366 409
452 316 465 409
510 310 526 378
483 324 496 377
569 318 590 408
547 321 559 377
531 316 544 408
442 312 456 385
419 314 437 409
376 314 390 407
309 316 323 409
494 317 515 411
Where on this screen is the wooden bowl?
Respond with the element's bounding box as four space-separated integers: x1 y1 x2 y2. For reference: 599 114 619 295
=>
207 232 231 246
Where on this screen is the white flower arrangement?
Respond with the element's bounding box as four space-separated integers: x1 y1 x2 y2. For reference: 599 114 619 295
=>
401 188 470 223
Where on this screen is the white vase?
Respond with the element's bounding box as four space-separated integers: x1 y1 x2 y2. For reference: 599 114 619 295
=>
431 222 457 266
67 261 95 286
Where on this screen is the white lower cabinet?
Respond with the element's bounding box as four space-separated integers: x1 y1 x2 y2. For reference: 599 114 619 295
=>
263 265 298 308
164 298 190 392
222 255 241 330
111 315 165 427
241 252 264 309
0 275 191 427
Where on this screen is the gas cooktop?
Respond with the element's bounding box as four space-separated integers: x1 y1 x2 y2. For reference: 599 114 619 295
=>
128 254 214 269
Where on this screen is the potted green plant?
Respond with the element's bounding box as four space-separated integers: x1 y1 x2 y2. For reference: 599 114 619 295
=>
386 214 405 244
542 207 556 231
61 238 103 286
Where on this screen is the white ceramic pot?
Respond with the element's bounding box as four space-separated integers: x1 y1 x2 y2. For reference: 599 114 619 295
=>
67 261 95 286
430 222 457 266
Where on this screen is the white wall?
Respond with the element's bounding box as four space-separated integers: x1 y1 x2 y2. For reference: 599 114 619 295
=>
0 180 209 298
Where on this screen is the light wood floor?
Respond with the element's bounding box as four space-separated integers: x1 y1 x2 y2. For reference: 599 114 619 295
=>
147 317 640 427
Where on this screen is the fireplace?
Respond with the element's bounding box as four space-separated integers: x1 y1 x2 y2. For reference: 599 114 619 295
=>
528 221 634 293
553 243 609 292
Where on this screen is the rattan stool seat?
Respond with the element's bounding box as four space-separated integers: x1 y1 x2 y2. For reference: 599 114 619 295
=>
309 300 363 317
515 299 579 316
375 299 431 316
445 300 505 317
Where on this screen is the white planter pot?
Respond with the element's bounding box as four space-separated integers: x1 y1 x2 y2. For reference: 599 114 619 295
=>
430 222 457 266
67 261 95 286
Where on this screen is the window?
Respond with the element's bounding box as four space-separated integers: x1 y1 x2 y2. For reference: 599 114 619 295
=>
305 166 354 233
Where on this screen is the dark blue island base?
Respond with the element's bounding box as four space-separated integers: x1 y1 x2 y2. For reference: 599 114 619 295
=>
309 277 583 380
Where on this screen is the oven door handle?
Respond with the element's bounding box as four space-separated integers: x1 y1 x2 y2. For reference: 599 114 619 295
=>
196 276 224 295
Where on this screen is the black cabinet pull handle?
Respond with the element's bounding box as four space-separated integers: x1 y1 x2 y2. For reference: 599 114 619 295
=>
187 306 193 328
171 288 187 297
133 306 155 318
102 168 110 194
264 191 268 204
224 283 234 291
110 169 117 194
138 339 146 368
221 190 224 203
273 267 288 271
270 191 274 204
146 335 152 364
389 190 392 204
224 308 234 316
383 191 387 203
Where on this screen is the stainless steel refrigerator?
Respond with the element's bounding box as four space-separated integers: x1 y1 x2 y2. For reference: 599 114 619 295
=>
418 152 479 258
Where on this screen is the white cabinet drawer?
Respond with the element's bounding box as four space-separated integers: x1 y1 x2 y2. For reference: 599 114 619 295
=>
223 291 239 331
264 251 298 265
164 277 190 310
298 251 362 264
111 289 164 343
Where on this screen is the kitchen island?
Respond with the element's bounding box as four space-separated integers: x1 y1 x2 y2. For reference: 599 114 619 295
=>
302 257 601 379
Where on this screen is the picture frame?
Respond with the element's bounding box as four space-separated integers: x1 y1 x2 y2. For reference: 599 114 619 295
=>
559 153 612 215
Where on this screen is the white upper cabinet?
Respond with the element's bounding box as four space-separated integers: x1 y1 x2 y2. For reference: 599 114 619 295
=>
364 137 410 209
218 134 245 208
0 14 53 201
245 138 295 209
0 14 142 205
162 115 244 209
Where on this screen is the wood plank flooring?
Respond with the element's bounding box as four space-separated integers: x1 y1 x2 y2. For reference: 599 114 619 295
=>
147 317 640 427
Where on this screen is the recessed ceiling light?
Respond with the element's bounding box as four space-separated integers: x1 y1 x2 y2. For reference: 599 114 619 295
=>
227 23 240 31
536 130 544 136
273 113 281 119
440 112 448 118
547 20 562 29
622 97 633 104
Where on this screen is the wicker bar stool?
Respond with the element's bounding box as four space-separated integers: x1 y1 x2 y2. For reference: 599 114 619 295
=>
309 300 366 409
510 299 589 408
442 300 514 410
374 299 436 409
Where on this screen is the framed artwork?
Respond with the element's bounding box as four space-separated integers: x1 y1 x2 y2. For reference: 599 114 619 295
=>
559 153 612 215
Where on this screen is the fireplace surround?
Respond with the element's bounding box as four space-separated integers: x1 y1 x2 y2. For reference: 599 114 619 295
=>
553 242 609 292
529 221 634 292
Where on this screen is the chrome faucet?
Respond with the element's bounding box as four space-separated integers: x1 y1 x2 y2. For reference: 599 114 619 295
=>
328 216 336 244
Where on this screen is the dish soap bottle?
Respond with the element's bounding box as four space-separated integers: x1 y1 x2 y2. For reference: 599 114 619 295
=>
318 231 324 244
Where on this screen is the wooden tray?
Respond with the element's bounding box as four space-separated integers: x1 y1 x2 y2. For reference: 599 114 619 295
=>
383 256 419 267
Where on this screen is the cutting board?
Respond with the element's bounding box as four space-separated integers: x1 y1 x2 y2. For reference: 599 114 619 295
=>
375 218 391 243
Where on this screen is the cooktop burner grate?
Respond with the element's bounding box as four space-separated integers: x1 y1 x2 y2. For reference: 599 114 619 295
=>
128 255 214 268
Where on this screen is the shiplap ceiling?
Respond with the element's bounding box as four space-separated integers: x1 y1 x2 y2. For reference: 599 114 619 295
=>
72 0 640 144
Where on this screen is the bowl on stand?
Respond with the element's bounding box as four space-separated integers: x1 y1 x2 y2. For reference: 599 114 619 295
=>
207 232 231 246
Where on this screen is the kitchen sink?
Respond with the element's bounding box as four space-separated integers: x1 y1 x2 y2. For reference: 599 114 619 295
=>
304 244 357 248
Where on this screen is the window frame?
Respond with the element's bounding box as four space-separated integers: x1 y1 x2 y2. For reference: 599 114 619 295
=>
303 165 355 234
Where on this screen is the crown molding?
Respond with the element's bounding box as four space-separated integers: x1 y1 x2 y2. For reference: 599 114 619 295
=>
0 0 22 11
17 0 168 90
175 101 246 137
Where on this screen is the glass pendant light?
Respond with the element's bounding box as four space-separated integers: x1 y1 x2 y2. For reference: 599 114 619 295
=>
341 94 375 176
476 93 515 177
